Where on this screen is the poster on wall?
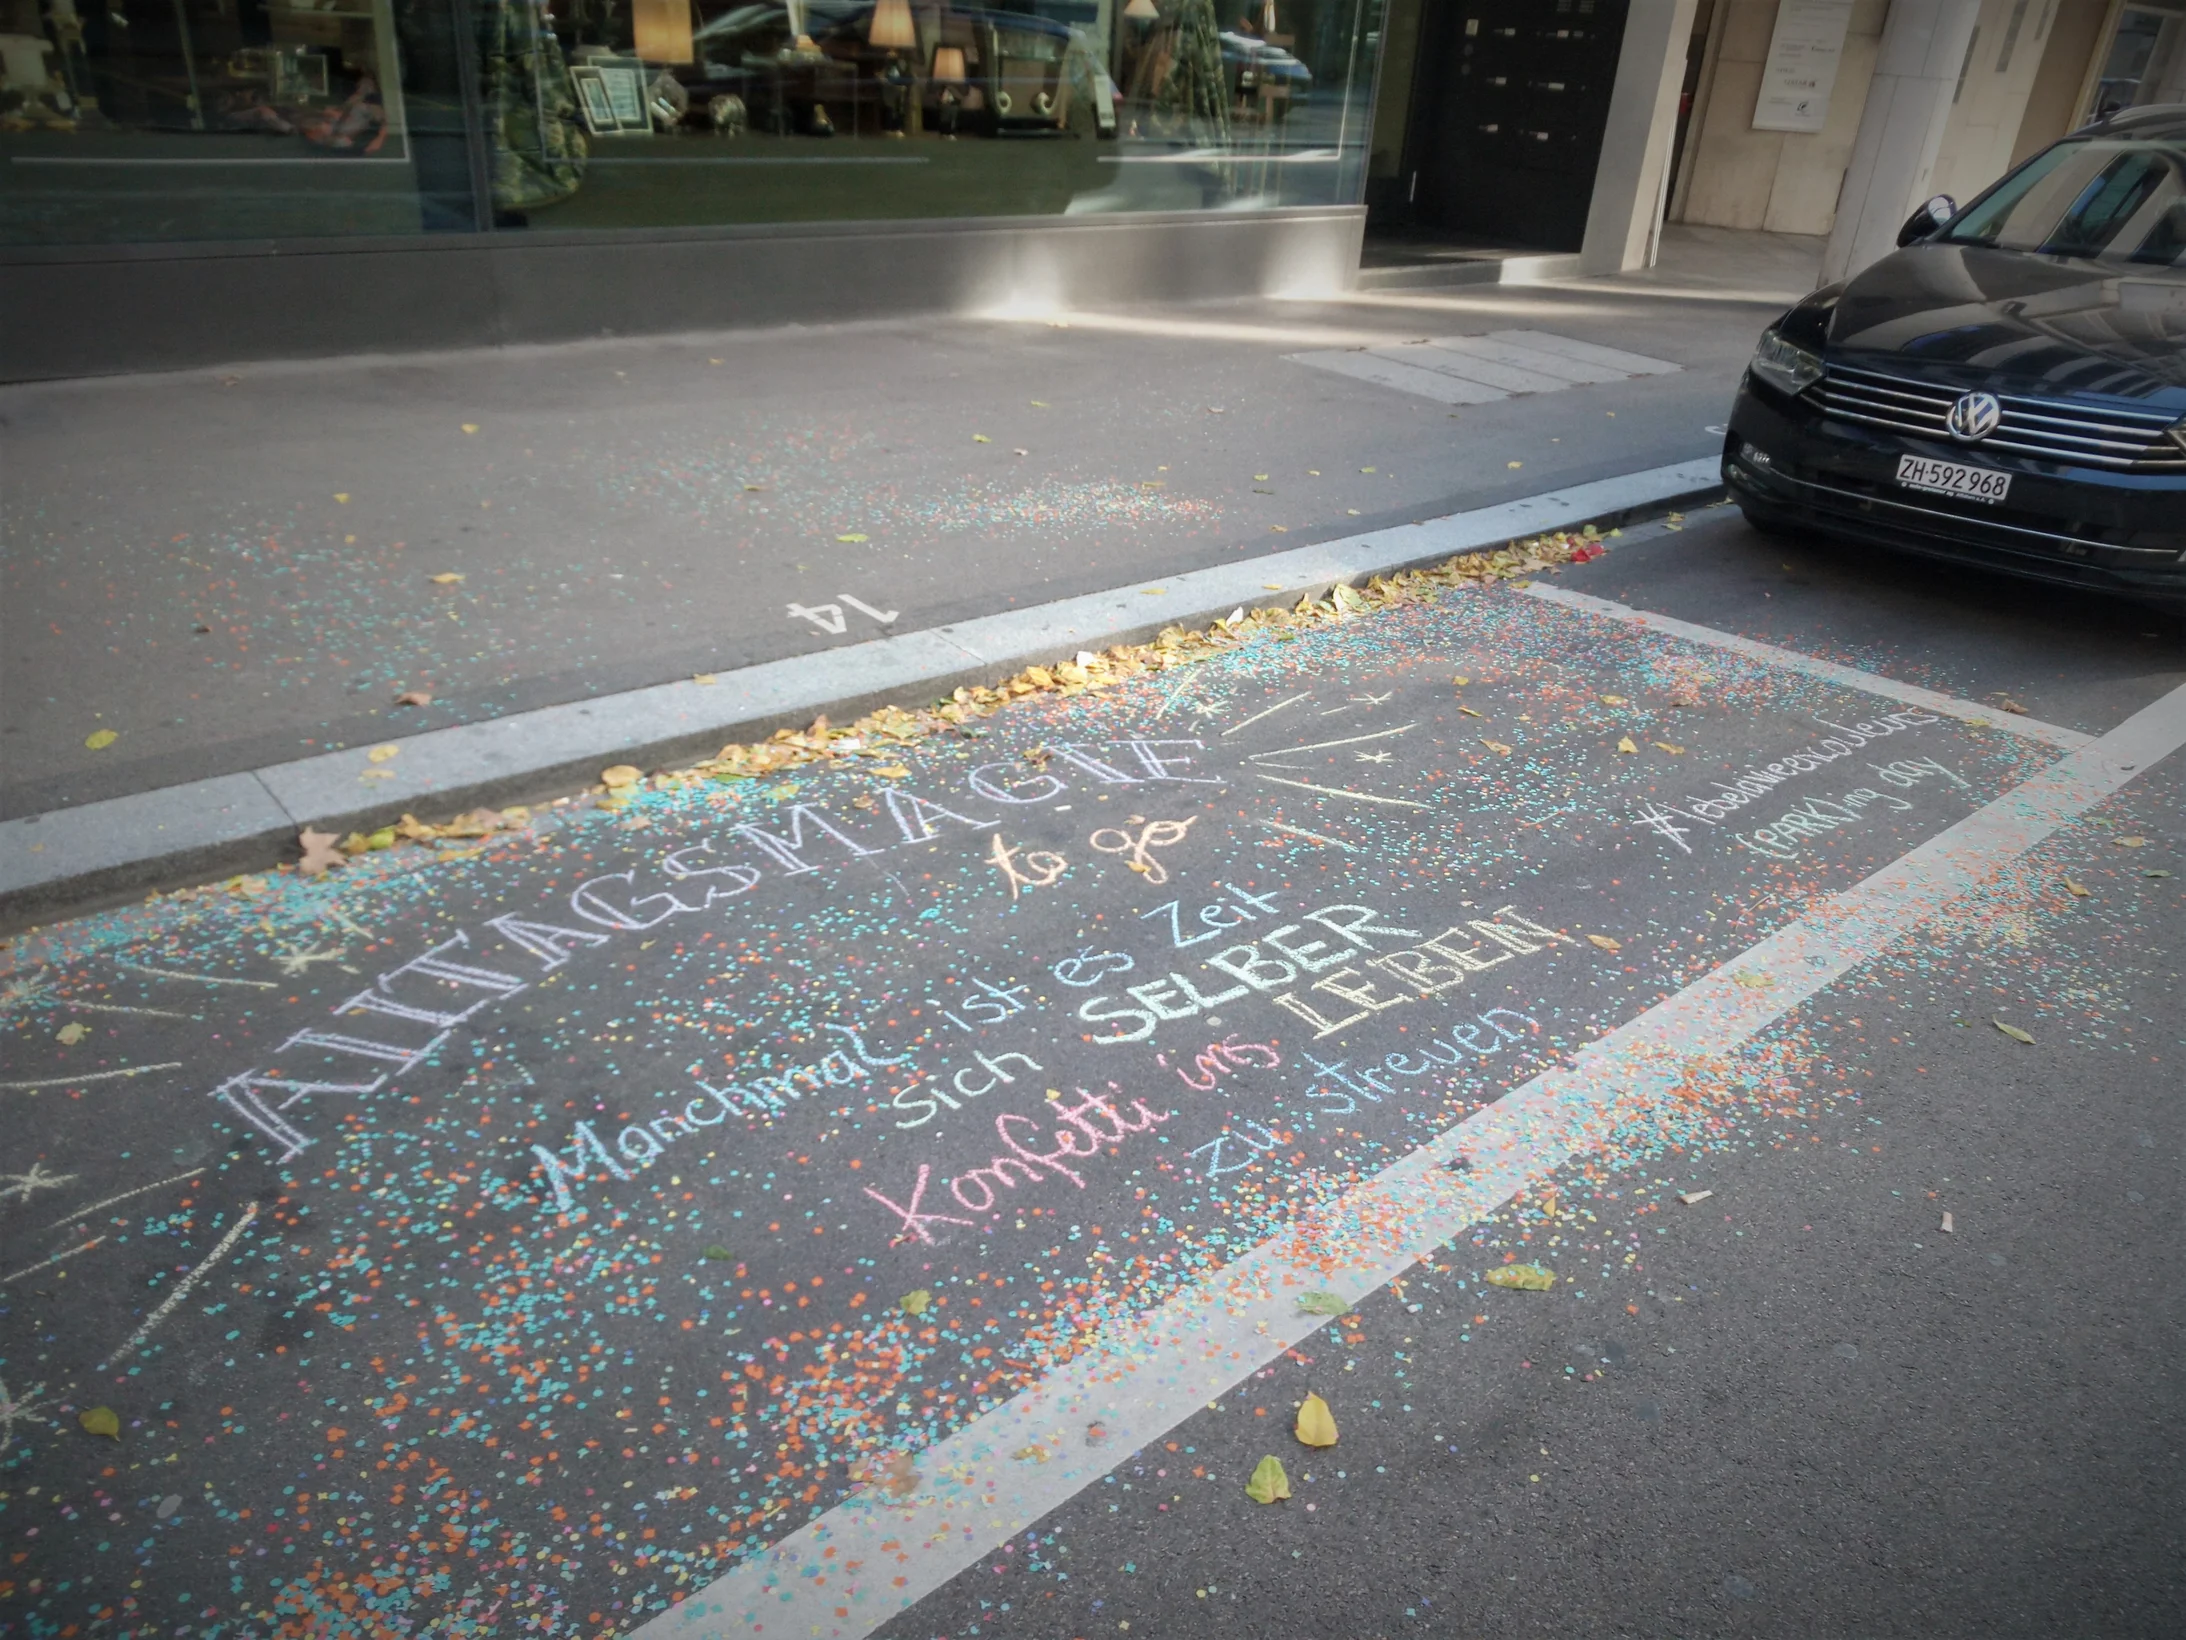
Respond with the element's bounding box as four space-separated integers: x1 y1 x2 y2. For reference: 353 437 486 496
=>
1752 0 1857 133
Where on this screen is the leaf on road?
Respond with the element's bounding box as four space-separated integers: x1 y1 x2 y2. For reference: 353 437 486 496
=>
1012 1444 1053 1464
84 728 117 750
394 689 433 707
461 423 479 434
1485 1263 1556 1292
1481 739 1513 755
1994 1019 2035 1044
2064 879 2089 896
1999 698 2029 714
367 744 400 763
872 764 910 779
836 533 868 542
430 572 465 585
1732 971 1773 989
297 829 346 877
2146 869 2173 878
1452 675 1470 686
1245 1455 1292 1504
1458 705 1483 717
1296 1291 1349 1316
600 765 641 789
1587 934 1622 952
2117 836 2147 847
1616 737 1638 754
57 1021 88 1045
1030 400 1050 408
877 1451 919 1498
79 1406 121 1439
333 493 350 504
1654 742 1686 754
701 1245 735 1262
900 1289 932 1315
1677 1189 1713 1205
973 434 992 443
1295 1393 1338 1448
1600 694 1628 705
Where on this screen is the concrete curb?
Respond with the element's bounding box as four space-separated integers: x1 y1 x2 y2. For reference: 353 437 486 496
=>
0 456 1724 930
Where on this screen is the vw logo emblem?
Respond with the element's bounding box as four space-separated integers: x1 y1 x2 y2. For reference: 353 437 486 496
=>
1947 391 2001 442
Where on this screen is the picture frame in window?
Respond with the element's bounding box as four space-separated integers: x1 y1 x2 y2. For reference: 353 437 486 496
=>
596 59 653 131
572 66 621 135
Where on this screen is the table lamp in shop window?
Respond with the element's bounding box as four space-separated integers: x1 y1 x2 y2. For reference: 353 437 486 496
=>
870 0 917 131
632 0 695 62
931 44 966 136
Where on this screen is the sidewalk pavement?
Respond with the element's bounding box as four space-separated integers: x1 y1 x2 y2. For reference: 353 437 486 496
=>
0 228 1819 918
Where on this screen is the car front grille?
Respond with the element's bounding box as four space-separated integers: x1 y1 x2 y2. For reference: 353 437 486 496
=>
1814 363 2186 472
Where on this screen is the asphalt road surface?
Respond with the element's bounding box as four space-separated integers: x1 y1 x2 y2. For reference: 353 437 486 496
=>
1 508 2180 1640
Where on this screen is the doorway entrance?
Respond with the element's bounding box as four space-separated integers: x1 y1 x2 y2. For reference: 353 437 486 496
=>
1366 0 1632 257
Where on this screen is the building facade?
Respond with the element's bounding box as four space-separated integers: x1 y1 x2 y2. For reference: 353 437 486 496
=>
1 0 2176 376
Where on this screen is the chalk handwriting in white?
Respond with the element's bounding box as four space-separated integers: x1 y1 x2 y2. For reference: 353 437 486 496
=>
1630 712 1943 853
1140 882 1282 947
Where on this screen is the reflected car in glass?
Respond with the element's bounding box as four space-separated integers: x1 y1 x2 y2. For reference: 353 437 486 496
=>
1723 105 2186 607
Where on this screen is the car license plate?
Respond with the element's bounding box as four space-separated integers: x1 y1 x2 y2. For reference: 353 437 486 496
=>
1896 454 2010 504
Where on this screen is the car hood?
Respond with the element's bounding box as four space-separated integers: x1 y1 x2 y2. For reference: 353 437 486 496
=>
1827 243 2186 406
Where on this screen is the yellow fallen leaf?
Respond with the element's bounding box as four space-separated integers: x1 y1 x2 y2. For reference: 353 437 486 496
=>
1616 737 1638 754
333 493 350 504
1245 1455 1291 1503
57 1021 88 1044
430 572 465 585
1587 934 1622 953
1360 466 1376 473
1482 739 1513 755
1295 1393 1338 1448
1733 971 1773 989
1127 860 1150 874
1994 1019 2034 1044
692 673 717 685
1654 742 1686 754
461 423 479 434
973 434 991 443
2117 836 2147 847
1254 474 1269 481
367 744 400 763
1507 461 1523 469
1600 694 1628 705
900 1289 931 1315
600 764 642 788
872 764 911 778
837 533 868 543
1453 676 1470 686
2064 878 2089 896
1012 1445 1053 1464
1264 583 1285 590
1458 705 1483 717
744 483 767 492
1485 1263 1555 1292
1030 400 1050 407
84 728 118 750
79 1406 121 1439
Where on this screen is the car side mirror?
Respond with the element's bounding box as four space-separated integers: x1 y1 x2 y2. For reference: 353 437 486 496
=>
1896 194 1957 247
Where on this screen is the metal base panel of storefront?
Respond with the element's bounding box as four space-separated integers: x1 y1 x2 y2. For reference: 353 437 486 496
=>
0 206 1365 383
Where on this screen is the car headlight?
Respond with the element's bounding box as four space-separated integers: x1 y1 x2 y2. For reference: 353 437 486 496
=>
1750 329 1823 398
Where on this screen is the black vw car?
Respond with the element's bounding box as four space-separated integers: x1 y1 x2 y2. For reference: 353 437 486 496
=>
1723 106 2186 605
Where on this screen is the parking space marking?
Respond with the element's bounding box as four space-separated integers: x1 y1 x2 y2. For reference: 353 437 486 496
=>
635 660 2180 1640
1524 583 2092 751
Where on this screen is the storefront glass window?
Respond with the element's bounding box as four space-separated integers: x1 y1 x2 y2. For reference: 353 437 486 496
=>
2 0 1379 242
476 0 1380 230
1 0 480 243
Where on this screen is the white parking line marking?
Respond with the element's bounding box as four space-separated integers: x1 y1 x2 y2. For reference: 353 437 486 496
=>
635 676 2186 1640
1286 350 1510 404
1290 331 1679 407
1523 584 2091 751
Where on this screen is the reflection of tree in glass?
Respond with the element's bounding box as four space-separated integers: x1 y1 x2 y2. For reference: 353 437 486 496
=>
1146 0 1231 148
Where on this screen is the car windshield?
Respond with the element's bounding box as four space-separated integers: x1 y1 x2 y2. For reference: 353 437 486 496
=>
1940 139 2186 266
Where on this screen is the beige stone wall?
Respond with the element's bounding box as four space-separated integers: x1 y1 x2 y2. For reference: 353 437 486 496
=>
1928 0 2065 204
1673 0 1892 233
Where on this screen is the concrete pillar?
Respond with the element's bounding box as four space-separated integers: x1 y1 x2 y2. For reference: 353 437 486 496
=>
1819 0 1984 285
1580 0 1703 275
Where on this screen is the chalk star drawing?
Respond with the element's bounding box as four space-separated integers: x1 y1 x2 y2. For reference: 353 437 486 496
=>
1351 692 1394 706
1354 751 1393 764
0 1163 77 1207
0 1379 59 1454
274 944 346 977
0 968 58 1020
